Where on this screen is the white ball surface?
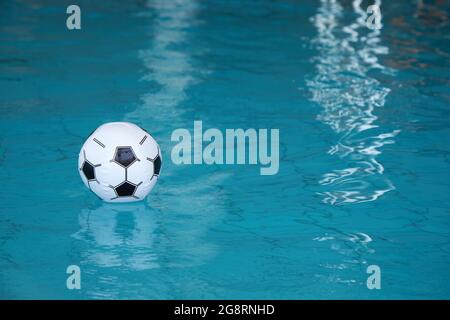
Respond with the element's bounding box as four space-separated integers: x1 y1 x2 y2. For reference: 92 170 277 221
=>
78 122 162 202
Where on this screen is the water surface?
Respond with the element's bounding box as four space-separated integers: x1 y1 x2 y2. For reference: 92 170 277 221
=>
0 0 449 299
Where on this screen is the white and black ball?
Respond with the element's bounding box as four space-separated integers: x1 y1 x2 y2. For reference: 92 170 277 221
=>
78 122 161 202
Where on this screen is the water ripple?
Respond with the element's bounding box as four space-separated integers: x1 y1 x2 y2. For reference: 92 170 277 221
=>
307 0 400 205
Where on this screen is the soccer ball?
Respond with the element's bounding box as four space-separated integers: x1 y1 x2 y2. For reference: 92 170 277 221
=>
78 122 162 202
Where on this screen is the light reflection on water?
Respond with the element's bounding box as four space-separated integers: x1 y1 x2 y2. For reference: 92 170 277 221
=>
307 0 400 205
73 203 159 270
125 0 202 129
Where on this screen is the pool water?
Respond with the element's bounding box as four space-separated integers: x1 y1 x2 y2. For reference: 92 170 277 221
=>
0 0 449 299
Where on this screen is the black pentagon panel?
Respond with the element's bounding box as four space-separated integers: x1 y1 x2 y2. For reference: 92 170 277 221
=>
153 155 161 175
114 147 136 167
82 162 95 180
115 182 136 197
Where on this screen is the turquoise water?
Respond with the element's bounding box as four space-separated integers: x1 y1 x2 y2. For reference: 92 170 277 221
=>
0 0 449 299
